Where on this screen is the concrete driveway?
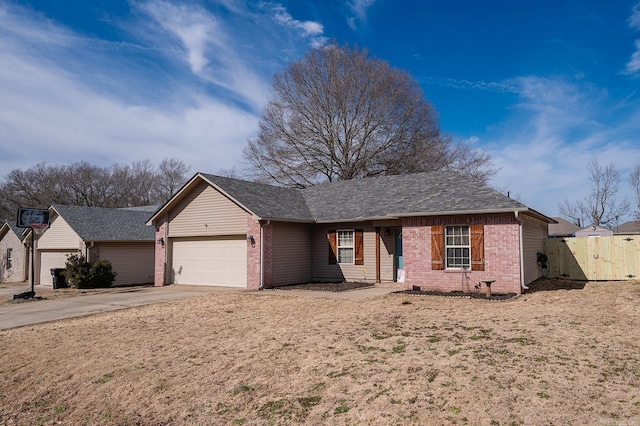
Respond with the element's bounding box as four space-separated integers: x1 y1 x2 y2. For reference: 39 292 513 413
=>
0 284 399 330
0 285 242 330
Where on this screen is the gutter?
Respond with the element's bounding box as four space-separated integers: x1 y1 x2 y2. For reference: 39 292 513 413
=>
514 211 528 291
259 220 270 290
391 207 530 218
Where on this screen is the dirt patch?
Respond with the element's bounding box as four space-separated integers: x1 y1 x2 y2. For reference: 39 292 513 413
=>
271 282 374 292
1 280 639 425
395 289 518 301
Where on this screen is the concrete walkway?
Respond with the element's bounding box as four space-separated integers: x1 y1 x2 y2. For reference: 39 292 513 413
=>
0 285 399 330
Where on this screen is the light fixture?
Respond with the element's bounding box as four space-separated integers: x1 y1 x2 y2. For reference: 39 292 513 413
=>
247 234 255 247
157 237 165 246
383 229 390 237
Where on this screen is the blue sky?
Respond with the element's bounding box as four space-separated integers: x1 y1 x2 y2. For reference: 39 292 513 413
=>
1 0 639 221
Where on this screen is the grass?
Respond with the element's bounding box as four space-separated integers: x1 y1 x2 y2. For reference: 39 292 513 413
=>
1 279 639 425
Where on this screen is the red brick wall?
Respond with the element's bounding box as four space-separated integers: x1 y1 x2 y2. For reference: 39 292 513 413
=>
402 214 523 294
154 215 168 287
247 216 273 290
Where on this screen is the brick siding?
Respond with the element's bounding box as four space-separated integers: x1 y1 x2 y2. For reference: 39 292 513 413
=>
402 214 523 294
154 215 168 287
247 216 273 290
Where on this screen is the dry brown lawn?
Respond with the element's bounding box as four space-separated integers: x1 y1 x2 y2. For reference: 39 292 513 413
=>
1 279 639 425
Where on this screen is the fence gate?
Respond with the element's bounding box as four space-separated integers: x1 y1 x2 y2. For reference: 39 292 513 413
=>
544 235 639 280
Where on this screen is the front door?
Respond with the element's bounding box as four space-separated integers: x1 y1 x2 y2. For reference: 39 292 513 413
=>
394 229 403 281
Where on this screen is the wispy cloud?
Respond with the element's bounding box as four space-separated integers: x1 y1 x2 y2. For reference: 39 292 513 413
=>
423 76 519 93
484 76 640 218
629 2 640 30
0 0 326 178
346 0 376 31
625 2 640 74
260 3 327 47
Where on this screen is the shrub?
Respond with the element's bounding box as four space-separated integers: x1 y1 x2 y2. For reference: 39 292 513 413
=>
64 254 116 289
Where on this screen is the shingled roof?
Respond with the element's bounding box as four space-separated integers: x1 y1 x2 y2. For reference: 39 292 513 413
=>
149 171 552 224
51 204 155 241
301 171 531 222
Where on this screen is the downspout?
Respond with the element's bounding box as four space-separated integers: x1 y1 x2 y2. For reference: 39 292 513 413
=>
259 220 270 290
85 241 94 260
514 211 528 291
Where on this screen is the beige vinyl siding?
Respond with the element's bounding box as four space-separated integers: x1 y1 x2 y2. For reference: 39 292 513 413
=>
170 236 247 287
0 230 27 283
379 230 395 282
522 216 548 285
271 222 312 286
37 216 81 250
311 223 377 283
38 250 75 286
98 242 154 286
168 181 248 237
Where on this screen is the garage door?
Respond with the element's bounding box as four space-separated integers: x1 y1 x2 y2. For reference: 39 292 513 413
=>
39 250 75 286
171 237 247 287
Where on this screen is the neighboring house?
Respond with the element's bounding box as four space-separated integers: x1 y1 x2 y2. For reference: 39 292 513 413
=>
148 171 555 295
33 205 156 286
575 224 614 238
0 221 29 283
615 220 640 235
548 217 580 238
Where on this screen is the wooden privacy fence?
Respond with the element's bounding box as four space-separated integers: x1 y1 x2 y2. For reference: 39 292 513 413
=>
544 235 639 281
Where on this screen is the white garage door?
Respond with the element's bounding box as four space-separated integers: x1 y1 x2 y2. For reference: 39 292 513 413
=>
171 237 247 287
39 250 75 286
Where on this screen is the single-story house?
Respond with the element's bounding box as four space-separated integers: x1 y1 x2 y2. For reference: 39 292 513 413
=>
575 224 614 238
33 204 156 286
0 221 29 283
147 171 555 295
548 217 580 238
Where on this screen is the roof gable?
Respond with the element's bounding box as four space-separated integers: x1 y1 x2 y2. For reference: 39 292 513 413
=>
1 220 23 240
200 174 313 222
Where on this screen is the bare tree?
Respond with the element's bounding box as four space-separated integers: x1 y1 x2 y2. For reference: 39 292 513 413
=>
0 159 190 220
631 163 640 221
558 198 587 227
244 43 495 187
559 159 630 227
157 158 190 202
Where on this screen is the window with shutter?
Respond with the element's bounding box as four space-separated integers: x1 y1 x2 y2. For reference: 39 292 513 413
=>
432 224 485 271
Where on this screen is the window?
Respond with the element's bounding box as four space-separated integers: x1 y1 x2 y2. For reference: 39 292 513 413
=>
431 224 484 271
6 248 12 269
445 225 470 269
337 230 354 264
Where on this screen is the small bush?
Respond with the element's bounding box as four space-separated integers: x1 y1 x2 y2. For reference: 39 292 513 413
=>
65 254 116 289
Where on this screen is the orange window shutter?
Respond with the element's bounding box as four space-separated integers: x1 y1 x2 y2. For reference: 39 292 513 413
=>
431 225 445 270
470 224 485 271
355 229 364 265
328 230 337 264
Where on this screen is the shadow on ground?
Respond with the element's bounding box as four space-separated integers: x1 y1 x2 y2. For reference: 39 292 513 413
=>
525 278 586 293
